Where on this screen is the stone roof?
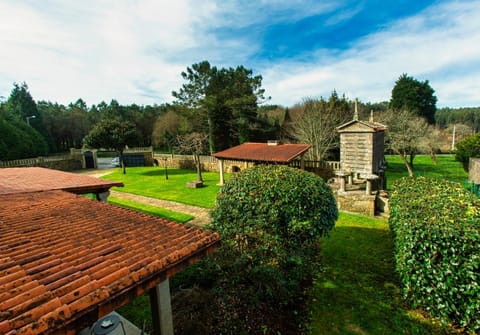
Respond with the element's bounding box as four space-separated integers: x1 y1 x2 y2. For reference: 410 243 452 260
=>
336 119 387 133
0 190 220 334
212 142 311 163
0 167 123 195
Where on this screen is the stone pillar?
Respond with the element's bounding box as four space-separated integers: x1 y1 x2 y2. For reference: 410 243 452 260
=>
150 279 174 335
96 190 110 202
335 171 349 192
218 159 225 186
365 174 379 195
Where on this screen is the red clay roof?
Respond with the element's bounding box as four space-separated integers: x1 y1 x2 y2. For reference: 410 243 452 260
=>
0 190 220 334
212 142 311 163
0 167 123 195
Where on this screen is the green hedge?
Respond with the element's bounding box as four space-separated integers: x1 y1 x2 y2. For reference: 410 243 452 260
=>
389 177 480 333
206 165 338 333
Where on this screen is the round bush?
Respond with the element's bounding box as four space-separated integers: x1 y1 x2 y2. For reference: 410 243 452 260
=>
207 165 338 333
210 164 338 251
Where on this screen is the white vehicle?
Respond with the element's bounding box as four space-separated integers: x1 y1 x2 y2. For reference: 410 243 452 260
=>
111 157 121 167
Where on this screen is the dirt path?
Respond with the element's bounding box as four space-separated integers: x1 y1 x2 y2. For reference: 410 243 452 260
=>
109 190 211 227
76 169 211 227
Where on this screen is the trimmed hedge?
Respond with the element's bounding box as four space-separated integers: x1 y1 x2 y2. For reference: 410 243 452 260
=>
389 177 480 333
207 165 338 333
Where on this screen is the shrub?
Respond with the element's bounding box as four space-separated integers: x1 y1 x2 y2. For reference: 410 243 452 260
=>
206 165 338 334
389 177 480 333
454 133 480 171
0 118 48 160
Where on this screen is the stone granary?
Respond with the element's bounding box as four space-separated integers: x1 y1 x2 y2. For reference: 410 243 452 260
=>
333 102 388 216
336 102 387 194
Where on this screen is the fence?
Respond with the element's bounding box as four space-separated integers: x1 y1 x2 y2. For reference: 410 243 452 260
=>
0 155 72 168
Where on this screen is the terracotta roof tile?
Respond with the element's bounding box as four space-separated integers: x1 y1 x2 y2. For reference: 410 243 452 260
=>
0 190 220 334
0 167 123 195
212 142 311 163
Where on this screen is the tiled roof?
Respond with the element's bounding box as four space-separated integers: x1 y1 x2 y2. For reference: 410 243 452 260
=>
0 190 220 334
212 142 311 163
0 167 123 195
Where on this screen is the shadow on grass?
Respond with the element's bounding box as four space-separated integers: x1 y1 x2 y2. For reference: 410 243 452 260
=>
139 168 195 177
310 225 452 335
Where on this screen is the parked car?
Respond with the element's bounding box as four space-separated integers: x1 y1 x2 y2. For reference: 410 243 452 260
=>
111 157 121 167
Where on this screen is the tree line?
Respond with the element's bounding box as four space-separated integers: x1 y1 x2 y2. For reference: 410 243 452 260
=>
1 64 478 177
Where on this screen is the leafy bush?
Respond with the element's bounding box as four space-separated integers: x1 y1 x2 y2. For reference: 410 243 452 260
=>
454 133 480 171
0 117 48 160
389 177 480 333
205 165 338 334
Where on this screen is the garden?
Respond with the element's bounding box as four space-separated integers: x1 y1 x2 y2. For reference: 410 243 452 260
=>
101 155 475 334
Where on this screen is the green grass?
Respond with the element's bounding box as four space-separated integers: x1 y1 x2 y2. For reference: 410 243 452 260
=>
308 212 453 335
385 154 467 189
108 157 465 334
102 167 228 208
108 197 194 223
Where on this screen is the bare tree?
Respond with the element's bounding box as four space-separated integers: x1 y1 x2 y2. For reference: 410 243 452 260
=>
377 109 429 177
285 96 351 161
419 125 442 164
175 132 209 182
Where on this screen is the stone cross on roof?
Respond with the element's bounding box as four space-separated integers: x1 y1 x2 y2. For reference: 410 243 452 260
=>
353 98 359 121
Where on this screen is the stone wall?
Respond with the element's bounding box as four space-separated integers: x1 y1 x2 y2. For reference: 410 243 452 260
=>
154 154 253 173
0 155 82 171
469 158 480 183
335 190 377 216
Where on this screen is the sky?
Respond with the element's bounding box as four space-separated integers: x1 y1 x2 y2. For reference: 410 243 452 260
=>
0 0 479 108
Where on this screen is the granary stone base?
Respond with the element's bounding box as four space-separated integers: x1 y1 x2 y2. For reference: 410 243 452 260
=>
335 190 377 217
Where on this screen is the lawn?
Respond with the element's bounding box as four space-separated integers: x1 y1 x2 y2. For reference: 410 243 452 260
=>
308 212 453 335
102 167 228 208
385 154 467 188
108 197 194 223
109 157 466 334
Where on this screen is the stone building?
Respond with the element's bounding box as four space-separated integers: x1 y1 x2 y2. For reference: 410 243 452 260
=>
336 102 387 190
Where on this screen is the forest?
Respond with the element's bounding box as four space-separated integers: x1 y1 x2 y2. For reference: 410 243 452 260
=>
1 64 479 161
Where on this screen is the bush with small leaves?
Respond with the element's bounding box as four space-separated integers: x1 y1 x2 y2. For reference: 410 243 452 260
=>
206 165 338 333
454 132 480 171
390 177 480 333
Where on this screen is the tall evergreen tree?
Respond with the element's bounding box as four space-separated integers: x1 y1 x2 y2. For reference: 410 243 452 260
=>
390 74 437 124
172 61 267 153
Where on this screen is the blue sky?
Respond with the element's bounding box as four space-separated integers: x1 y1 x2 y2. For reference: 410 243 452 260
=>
0 0 479 108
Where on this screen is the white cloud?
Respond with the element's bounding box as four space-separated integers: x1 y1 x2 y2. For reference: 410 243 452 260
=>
0 0 219 105
0 0 479 108
262 0 480 107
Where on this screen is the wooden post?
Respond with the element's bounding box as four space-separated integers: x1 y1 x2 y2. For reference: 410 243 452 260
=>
300 154 305 170
150 279 174 335
218 159 225 186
